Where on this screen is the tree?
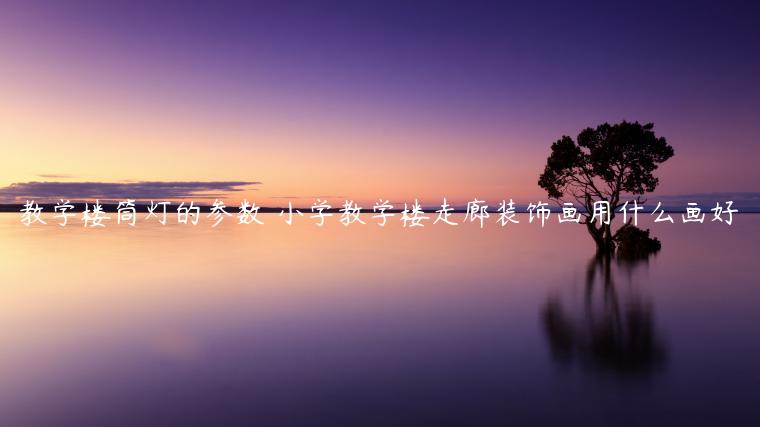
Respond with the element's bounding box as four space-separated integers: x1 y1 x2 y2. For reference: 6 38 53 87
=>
538 121 674 253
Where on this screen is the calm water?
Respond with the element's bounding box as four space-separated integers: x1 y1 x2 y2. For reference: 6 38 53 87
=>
0 213 758 426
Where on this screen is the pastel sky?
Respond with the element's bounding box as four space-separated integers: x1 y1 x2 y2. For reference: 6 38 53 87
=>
1 1 758 205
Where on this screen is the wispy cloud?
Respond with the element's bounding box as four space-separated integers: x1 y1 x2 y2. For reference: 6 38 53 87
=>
0 181 261 202
271 195 345 200
657 191 760 200
655 192 760 210
37 173 78 179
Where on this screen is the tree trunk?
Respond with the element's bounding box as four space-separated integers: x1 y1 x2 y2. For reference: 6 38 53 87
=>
586 222 615 254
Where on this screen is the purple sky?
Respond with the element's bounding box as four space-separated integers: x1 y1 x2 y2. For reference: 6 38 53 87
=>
0 1 758 204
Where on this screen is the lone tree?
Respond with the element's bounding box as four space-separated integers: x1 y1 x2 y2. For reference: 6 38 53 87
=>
538 121 674 253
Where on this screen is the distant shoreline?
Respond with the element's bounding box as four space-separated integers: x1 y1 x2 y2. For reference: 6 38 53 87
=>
1 203 757 214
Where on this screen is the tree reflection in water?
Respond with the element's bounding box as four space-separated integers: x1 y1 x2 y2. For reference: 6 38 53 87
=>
543 254 666 378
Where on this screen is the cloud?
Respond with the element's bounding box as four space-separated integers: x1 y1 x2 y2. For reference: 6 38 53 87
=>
271 195 345 199
0 181 261 202
37 173 78 179
654 192 760 210
657 191 760 201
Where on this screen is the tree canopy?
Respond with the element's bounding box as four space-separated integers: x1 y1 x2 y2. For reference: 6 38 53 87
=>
538 121 674 252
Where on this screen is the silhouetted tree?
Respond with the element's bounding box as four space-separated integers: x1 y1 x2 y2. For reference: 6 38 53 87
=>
538 121 674 253
614 223 661 259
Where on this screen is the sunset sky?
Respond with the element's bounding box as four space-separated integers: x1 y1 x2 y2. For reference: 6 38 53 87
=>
1 1 758 206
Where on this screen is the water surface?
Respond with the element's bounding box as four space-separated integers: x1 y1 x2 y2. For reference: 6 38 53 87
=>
1 213 758 426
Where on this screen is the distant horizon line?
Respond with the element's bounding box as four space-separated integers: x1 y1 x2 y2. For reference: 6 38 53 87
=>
1 202 758 214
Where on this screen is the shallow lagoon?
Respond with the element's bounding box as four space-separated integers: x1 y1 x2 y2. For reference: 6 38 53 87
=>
0 213 758 425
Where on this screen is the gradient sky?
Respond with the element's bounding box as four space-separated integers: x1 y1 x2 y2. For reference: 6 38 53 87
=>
1 1 758 205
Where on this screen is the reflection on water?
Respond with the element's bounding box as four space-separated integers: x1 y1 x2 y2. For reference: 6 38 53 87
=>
0 214 759 425
543 255 666 377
